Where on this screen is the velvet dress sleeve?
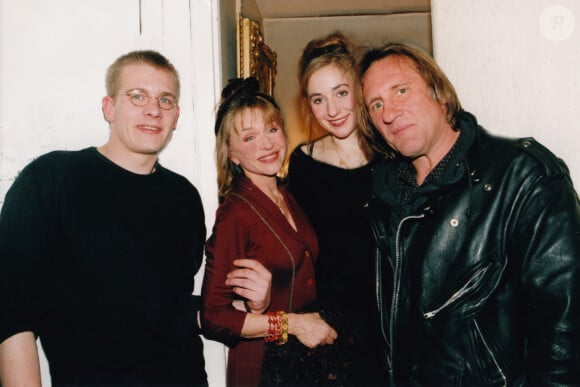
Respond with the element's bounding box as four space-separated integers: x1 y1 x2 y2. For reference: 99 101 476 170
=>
200 198 253 347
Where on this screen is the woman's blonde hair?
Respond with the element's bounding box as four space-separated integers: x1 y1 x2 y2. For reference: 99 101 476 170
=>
214 77 285 201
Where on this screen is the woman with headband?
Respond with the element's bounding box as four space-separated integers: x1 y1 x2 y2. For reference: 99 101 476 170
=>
286 32 387 385
201 77 337 387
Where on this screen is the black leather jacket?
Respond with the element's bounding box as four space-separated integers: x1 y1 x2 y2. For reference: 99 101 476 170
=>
365 112 580 386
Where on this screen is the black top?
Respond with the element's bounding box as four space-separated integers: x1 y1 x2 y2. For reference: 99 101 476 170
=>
287 145 386 386
0 148 207 386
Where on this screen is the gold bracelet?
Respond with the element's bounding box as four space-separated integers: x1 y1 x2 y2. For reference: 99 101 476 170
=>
277 311 288 345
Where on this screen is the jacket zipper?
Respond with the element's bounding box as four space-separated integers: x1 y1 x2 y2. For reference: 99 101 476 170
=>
474 320 507 386
423 265 490 319
375 248 388 342
375 246 391 386
387 214 425 385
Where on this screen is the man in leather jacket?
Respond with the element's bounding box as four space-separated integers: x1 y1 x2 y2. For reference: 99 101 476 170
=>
359 42 580 386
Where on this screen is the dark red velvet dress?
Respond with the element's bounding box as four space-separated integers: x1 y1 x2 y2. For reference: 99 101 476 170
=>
201 177 319 387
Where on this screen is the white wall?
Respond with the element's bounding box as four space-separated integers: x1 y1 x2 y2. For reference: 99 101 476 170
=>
0 0 225 385
432 0 580 187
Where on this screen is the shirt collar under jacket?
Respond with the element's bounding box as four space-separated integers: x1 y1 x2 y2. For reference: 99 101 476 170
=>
371 110 478 213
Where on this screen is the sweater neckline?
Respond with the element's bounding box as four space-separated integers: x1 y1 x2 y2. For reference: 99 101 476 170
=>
90 147 161 179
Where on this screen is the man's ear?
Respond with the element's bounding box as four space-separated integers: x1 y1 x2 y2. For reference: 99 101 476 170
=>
102 96 115 123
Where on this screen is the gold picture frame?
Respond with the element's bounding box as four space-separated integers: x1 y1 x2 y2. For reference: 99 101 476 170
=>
238 17 277 95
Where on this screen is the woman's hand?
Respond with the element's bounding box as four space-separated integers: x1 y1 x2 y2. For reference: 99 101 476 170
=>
288 312 337 348
226 259 271 314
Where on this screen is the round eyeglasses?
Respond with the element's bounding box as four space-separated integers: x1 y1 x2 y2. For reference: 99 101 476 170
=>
119 89 178 110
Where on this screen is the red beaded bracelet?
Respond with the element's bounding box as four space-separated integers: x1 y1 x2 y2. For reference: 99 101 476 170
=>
265 311 280 342
265 311 288 345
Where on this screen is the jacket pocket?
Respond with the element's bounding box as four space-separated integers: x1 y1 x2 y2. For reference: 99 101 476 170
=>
423 263 492 320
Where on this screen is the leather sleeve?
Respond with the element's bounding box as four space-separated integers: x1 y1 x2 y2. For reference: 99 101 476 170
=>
511 156 580 385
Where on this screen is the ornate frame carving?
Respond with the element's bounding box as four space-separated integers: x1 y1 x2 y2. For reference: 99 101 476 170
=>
238 17 277 95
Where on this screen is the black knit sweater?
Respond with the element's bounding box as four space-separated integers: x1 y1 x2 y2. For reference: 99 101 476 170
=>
0 147 207 386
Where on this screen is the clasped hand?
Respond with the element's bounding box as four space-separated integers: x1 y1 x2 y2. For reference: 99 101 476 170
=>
288 312 337 348
226 258 271 314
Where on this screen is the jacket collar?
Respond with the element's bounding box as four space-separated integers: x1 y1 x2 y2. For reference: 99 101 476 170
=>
372 110 480 209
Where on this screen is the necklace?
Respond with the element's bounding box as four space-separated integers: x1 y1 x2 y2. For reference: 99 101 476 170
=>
271 190 297 231
330 138 366 170
275 198 287 216
270 191 286 215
